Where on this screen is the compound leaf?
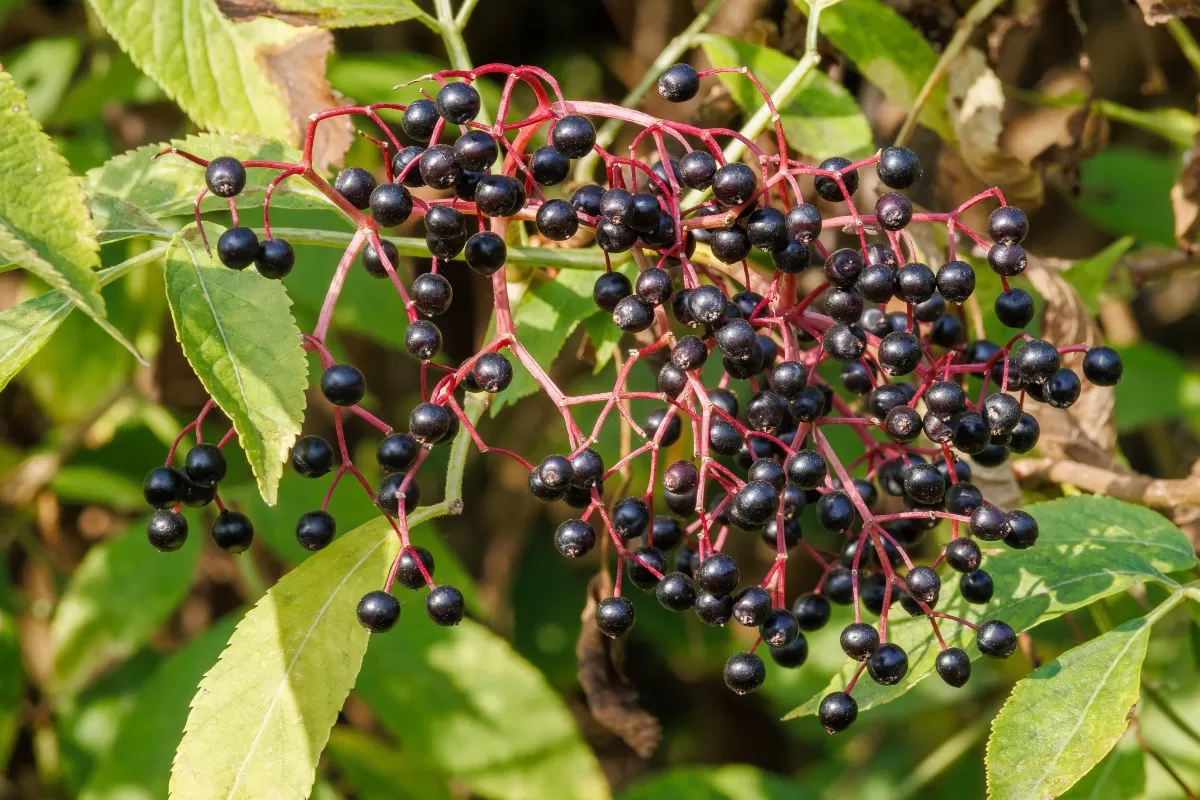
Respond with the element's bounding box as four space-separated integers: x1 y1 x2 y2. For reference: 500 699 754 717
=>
356 618 610 800
618 765 799 800
163 225 308 505
986 617 1152 800
85 0 294 143
169 517 401 800
787 496 1196 719
700 35 873 159
89 193 174 245
792 0 954 141
50 522 202 696
79 615 240 800
86 134 331 220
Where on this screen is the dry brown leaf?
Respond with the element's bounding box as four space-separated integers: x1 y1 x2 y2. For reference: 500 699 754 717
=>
1133 0 1200 25
965 457 1022 510
216 0 321 25
576 574 661 759
1023 257 1116 467
1171 125 1200 251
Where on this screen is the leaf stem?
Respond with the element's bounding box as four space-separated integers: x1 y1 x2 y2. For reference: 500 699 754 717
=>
1168 19 1200 79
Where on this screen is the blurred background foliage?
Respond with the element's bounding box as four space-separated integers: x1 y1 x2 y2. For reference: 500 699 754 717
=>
1 0 1200 798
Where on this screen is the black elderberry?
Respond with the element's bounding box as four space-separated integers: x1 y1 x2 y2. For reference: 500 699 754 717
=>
840 622 880 661
895 262 936 304
814 157 857 202
362 238 400 278
530 145 569 186
769 633 809 668
819 691 858 733
550 114 596 158
569 449 604 488
1014 339 1060 385
1082 346 1123 386
761 609 800 648
658 63 700 102
474 175 526 217
960 569 994 604
392 146 427 187
401 98 439 141
1004 510 1039 549
977 619 1017 658
733 586 773 626
694 590 734 626
746 207 788 251
935 260 975 304
334 167 376 210
945 482 984 516
716 319 757 361
296 510 336 552
405 320 443 361
884 406 922 443
988 243 1027 277
877 146 922 189
471 353 513 393
678 151 717 191
824 286 864 324
205 156 246 198
452 130 497 172
867 642 909 685
426 230 467 261
710 226 752 264
212 510 253 553
371 183 413 227
290 435 334 478
628 547 667 591
535 199 579 241
376 472 421 516
878 331 923 376
357 590 400 633
875 192 913 231
688 284 727 324
411 273 453 317
952 412 991 455
824 567 854 605
426 585 466 626
143 465 187 508
823 323 866 362
595 596 635 637
857 265 895 304
994 289 1034 329
708 419 743 456
785 450 826 490
824 248 864 287
903 566 941 605
792 593 831 631
635 267 673 306
181 478 215 508
612 497 651 540
1044 368 1081 408
643 408 683 447
147 510 188 552
613 296 655 332
724 652 766 695
649 516 684 550
597 221 638 253
656 572 697 611
1007 413 1040 453
785 203 822 242
184 444 226 488
817 492 855 533
321 364 366 407
770 360 807 399
670 337 707 373
711 163 758 207
988 206 1028 245
696 553 739 596
657 363 687 397
747 458 785 490
936 647 972 687
436 82 480 123
217 226 258 270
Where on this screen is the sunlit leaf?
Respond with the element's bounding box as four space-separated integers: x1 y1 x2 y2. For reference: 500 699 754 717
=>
1075 147 1177 248
619 765 799 800
222 0 426 28
325 727 453 800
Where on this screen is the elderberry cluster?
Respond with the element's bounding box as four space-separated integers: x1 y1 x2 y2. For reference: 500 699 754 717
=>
142 61 1124 732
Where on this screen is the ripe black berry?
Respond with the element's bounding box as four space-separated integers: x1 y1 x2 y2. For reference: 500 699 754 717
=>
977 619 1017 658
406 320 443 360
695 553 739 597
401 99 439 141
817 492 855 533
212 510 253 553
877 146 922 189
425 205 467 237
790 593 829 631
656 572 697 611
814 156 858 202
679 150 717 190
205 156 246 198
321 364 366 406
867 642 909 685
254 238 294 279
746 207 788 251
550 114 596 158
988 206 1028 245
643 407 682 446
464 231 507 275
452 130 497 171
824 568 854 605
824 286 864 324
761 609 800 647
819 692 858 733
361 238 399 279
554 519 596 558
785 450 827 490
658 63 700 102
143 465 186 508
396 546 436 589
613 296 655 332
1008 413 1040 453
412 273 453 316
694 590 734 626
474 175 526 217
711 163 757 207
649 516 684 551
840 622 880 660
591 271 632 313
376 472 421 515
935 260 975 304
960 569 994 603
945 538 982 572
392 146 427 187
612 497 651 540
436 82 481 123
878 331 922 376
1082 346 1123 386
904 565 941 604
936 647 972 687
334 167 376 210
357 590 400 633
409 402 452 444
530 145 569 186
426 585 466 626
595 596 635 637
1043 368 1081 408
732 587 773 626
296 510 336 551
824 248 863 287
952 412 991 455
884 406 922 443
988 244 1027 276
723 652 766 694
292 435 334 477
535 199 579 240
895 262 936 304
147 510 188 552
1004 509 1039 549
687 284 727 325
823 323 866 362
875 192 913 231
710 226 752 264
183 444 226 488
994 288 1034 329
217 227 259 270
903 463 945 505
417 144 460 190
1014 339 1060 385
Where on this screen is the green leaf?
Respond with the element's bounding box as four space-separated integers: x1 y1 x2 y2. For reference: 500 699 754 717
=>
1059 738 1145 800
86 134 330 219
1064 237 1135 314
89 193 173 245
787 496 1197 720
986 616 1153 800
49 465 147 510
245 0 426 28
1113 342 1200 432
792 0 954 141
169 516 401 800
329 52 502 112
85 0 294 142
1095 100 1198 150
356 619 610 800
1075 147 1177 248
581 311 624 374
699 35 873 159
0 609 24 769
0 68 110 329
5 36 83 121
50 523 202 696
325 727 453 800
162 225 308 505
618 765 798 800
79 616 240 800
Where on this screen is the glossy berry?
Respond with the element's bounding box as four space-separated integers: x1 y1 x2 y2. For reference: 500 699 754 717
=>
409 402 452 444
895 262 936 303
613 296 655 332
612 497 651 540
694 590 734 626
988 243 1027 276
396 546 436 589
969 504 1007 541
1005 509 1039 549
292 435 334 477
905 565 941 604
436 82 481 123
785 450 827 490
875 192 913 231
710 226 752 264
143 465 186 508
819 692 858 733
595 596 635 637
791 593 830 631
1082 346 1123 386
1014 339 1060 385
817 492 855 533
550 114 596 158
696 553 739 596
658 63 700 102
814 157 858 202
867 643 909 685
474 175 526 217
903 463 946 505
977 619 1018 658
392 146 427 187
824 568 854 605
570 449 604 488
936 647 972 687
412 273 453 317
401 99 439 141
212 510 253 553
988 206 1028 245
536 199 579 240
205 156 246 198
877 146 922 189
960 569 994 604
321 364 366 406
840 622 880 660
1043 368 1081 408
417 144 460 190
769 633 809 668
592 271 632 312
746 207 788 251
406 320 442 360
357 590 400 633
530 145 570 186
679 150 717 190
217 227 258 269
635 267 673 306
724 652 766 695
464 231 507 275
552 519 595 558
732 586 773 627
147 510 188 552
362 238 400 278
656 572 697 611
711 163 757 207
884 406 922 442
334 167 376 210
254 238 294 279
369 183 413 227
184 444 226 488
761 609 800 648
878 331 922 376
376 472 420 516
469 352 512 393
823 323 866 362
936 260 975 303
946 538 982 572
296 510 336 551
426 585 466 626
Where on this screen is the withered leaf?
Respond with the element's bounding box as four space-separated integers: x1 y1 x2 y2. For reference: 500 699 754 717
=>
1134 0 1200 25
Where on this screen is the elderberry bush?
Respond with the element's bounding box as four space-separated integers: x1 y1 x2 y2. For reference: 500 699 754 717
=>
141 61 1122 734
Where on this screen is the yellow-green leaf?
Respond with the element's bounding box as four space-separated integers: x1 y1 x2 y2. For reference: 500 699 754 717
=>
986 617 1153 800
619 765 799 800
326 727 453 800
163 225 308 505
236 0 426 28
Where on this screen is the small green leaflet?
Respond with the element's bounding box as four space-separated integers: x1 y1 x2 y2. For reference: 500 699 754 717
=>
169 517 401 800
1064 236 1135 315
163 225 308 505
224 0 426 28
86 133 330 219
50 522 202 696
793 0 954 142
986 617 1153 800
618 765 799 800
89 192 173 245
699 35 873 160
356 618 611 800
786 496 1197 719
85 0 294 143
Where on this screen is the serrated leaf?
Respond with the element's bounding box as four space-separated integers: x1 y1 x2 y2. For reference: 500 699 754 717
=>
618 765 799 800
226 0 425 28
79 616 240 800
49 523 202 696
699 35 873 159
85 0 294 143
0 68 108 326
89 193 173 244
986 617 1152 800
786 496 1197 720
163 225 308 505
793 0 954 142
86 134 330 219
325 728 453 800
356 618 610 800
169 516 400 800
1059 736 1145 800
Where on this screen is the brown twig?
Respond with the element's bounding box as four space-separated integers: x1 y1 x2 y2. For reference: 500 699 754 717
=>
1011 457 1200 509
